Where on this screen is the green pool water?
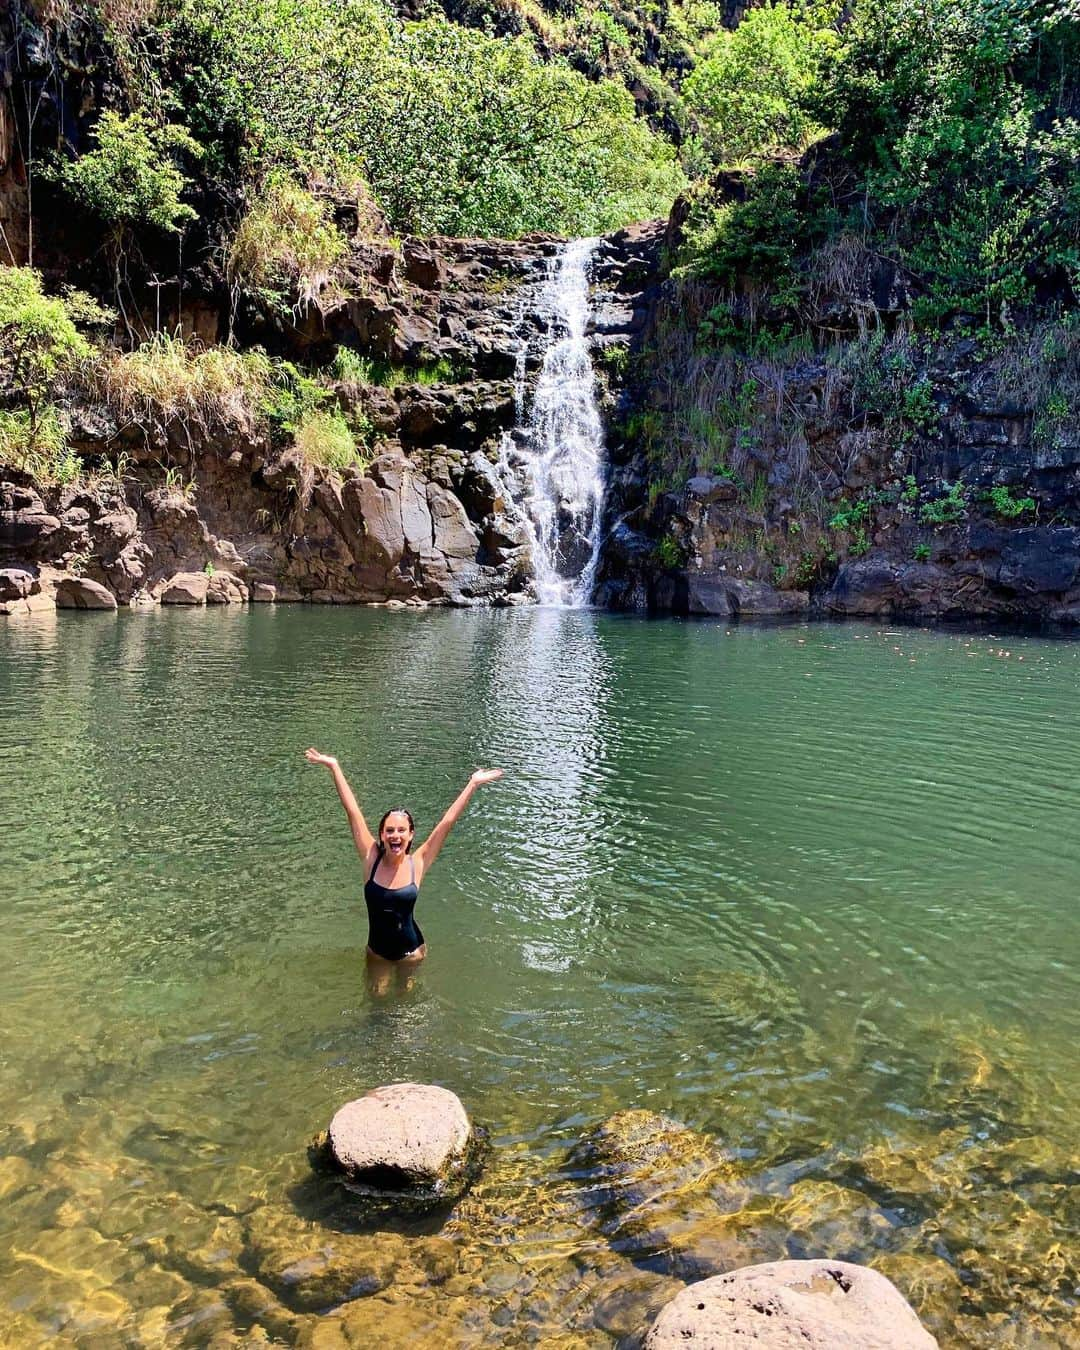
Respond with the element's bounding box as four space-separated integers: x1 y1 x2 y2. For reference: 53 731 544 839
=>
1 606 1077 1347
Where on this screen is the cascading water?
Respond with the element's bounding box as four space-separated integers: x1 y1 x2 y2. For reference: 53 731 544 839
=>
504 237 606 608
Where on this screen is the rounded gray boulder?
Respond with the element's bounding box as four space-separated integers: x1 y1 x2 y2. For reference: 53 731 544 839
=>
644 1259 937 1349
55 577 117 610
310 1082 484 1212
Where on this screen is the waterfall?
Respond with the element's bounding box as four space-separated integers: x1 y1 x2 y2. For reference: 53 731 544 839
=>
505 237 606 608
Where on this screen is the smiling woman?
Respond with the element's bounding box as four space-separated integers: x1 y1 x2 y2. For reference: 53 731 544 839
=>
304 749 503 982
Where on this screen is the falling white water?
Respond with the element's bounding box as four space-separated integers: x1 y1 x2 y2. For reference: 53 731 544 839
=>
513 237 606 608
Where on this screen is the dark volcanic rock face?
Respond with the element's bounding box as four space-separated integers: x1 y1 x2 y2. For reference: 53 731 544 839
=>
596 282 1080 625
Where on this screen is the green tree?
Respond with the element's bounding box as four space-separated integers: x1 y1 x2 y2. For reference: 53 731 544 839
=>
683 2 835 167
822 0 1080 321
56 110 201 234
0 266 111 480
0 267 96 428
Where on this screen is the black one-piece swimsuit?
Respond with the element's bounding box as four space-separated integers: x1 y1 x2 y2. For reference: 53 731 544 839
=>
364 851 423 960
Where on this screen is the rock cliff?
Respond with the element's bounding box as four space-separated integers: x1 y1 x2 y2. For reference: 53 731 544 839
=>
1 229 654 613
597 231 1080 625
5 187 1079 624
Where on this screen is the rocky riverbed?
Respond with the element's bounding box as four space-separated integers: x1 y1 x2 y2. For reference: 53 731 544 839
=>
2 1024 1076 1348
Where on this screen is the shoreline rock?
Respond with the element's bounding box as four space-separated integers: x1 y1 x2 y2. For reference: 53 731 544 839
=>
55 576 118 610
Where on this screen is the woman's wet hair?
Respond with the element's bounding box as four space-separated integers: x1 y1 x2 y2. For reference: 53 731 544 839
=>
378 807 416 851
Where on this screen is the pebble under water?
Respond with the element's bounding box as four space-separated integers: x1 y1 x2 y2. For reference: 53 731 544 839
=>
1 605 1078 1347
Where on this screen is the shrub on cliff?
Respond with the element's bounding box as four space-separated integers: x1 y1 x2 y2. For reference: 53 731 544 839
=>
52 111 202 236
293 409 369 475
226 178 349 315
93 332 271 433
0 267 112 482
91 334 374 473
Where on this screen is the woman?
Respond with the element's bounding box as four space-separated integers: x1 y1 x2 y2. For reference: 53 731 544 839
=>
305 749 503 977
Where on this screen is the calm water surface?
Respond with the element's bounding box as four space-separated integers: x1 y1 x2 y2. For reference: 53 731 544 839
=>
1 607 1078 1346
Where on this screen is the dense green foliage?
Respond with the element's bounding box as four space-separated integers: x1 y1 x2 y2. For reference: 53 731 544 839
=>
154 0 684 238
678 0 1080 330
0 267 95 408
683 2 834 168
18 0 1080 330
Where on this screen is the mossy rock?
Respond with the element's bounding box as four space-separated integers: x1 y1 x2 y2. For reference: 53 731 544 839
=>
568 1109 747 1263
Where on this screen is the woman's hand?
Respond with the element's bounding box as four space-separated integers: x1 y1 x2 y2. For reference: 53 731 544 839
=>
305 748 338 768
470 768 504 785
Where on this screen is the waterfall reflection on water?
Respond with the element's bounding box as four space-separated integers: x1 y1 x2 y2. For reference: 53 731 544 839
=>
477 608 617 961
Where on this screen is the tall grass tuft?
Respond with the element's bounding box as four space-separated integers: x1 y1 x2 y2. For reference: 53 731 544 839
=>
0 407 82 484
292 409 368 475
94 333 271 431
228 180 348 314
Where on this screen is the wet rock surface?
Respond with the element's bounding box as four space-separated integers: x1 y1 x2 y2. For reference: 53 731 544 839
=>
311 1083 485 1213
568 1111 752 1283
644 1259 938 1348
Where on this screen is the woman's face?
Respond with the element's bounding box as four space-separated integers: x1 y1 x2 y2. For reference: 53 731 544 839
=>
381 812 414 857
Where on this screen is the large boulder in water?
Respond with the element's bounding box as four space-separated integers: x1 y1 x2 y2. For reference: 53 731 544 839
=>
158 571 210 604
309 1083 485 1213
55 576 117 610
644 1259 938 1349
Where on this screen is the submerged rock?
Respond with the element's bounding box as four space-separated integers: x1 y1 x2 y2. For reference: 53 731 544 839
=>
568 1110 750 1277
310 1082 485 1212
244 1204 407 1312
644 1259 938 1349
571 1109 717 1181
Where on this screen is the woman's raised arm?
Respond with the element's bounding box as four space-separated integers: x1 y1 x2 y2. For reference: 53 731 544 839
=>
416 769 503 875
304 749 376 860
